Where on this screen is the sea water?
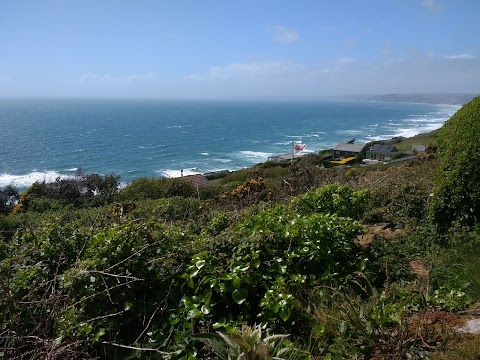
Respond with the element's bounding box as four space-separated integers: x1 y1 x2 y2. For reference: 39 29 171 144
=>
0 98 459 189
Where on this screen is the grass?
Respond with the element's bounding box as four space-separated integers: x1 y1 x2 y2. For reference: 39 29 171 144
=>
432 334 480 360
431 229 480 300
393 129 439 151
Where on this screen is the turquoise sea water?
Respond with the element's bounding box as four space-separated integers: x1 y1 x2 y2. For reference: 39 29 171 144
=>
0 98 459 189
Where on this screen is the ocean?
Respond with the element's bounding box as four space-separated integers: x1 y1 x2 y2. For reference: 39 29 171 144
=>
0 98 459 189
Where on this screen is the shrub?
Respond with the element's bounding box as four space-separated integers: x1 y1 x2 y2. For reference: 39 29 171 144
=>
11 174 120 214
116 177 195 201
362 161 437 227
179 186 367 350
220 169 249 185
292 183 370 220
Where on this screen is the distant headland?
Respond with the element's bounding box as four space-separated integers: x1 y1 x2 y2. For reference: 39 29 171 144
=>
334 93 477 105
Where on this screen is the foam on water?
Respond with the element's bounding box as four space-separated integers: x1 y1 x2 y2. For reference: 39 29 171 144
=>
214 158 232 163
156 168 200 178
237 151 275 162
336 129 364 135
0 171 74 189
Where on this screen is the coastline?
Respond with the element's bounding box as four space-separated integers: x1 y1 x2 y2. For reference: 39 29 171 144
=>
0 98 463 190
1 126 444 192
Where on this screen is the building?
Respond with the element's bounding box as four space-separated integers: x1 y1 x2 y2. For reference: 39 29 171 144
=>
332 143 366 159
366 144 399 162
403 144 427 155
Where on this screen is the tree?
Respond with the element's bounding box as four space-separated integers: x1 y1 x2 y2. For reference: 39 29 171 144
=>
83 173 120 205
0 185 19 215
431 96 480 229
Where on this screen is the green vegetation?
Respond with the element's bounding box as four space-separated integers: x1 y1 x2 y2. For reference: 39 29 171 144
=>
431 96 480 229
0 184 18 215
1 97 480 359
392 130 439 152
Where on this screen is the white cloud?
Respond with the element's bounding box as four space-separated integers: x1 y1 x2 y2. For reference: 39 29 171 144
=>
267 25 299 44
443 54 477 60
336 57 355 66
185 61 330 81
184 74 203 81
179 53 480 97
421 0 441 12
124 73 158 82
74 53 479 99
80 72 158 83
81 73 111 81
207 61 303 79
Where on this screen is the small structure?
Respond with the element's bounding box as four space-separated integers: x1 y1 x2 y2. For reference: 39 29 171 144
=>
366 144 399 162
332 143 366 160
182 174 212 187
403 144 427 155
268 153 304 162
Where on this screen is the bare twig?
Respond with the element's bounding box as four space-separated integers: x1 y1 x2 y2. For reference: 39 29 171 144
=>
86 310 125 323
101 341 178 355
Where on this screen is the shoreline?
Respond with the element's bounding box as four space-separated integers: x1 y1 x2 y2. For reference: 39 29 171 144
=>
0 98 464 190
1 126 444 192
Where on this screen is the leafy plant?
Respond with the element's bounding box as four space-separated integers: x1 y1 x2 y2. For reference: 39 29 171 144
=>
192 324 298 360
292 183 369 219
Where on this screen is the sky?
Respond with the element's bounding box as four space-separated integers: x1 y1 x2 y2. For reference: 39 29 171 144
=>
1 0 479 98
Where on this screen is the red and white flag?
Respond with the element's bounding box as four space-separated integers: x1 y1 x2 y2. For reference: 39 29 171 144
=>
293 142 307 154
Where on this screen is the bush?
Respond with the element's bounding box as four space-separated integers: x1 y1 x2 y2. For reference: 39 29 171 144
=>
431 96 480 229
362 161 437 227
220 169 249 185
116 177 195 201
131 197 202 222
292 183 370 220
11 174 120 214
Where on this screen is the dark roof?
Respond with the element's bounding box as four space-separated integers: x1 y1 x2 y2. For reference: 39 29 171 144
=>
369 144 398 154
182 174 212 187
333 143 366 153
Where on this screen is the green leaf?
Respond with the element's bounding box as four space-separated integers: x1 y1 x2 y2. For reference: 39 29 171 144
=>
187 308 202 319
195 259 206 270
280 307 291 321
232 288 248 305
212 318 226 329
232 275 241 289
203 288 212 307
187 276 194 288
94 328 105 341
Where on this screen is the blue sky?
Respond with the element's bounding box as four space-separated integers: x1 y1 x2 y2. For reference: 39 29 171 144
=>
1 0 479 98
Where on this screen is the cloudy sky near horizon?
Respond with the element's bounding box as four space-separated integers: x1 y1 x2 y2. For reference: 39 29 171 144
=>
1 0 479 98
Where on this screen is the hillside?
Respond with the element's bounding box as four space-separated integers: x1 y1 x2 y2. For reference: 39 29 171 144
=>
338 93 476 105
1 98 480 359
